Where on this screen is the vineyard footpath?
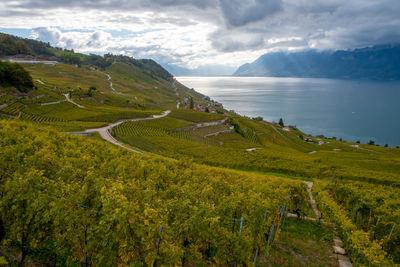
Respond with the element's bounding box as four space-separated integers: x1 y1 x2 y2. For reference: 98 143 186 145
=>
0 119 308 266
71 110 171 153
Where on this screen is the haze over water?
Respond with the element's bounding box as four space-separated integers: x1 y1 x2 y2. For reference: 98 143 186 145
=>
178 76 400 147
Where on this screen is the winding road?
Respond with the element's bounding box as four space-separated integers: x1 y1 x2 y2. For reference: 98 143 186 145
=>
63 93 86 108
71 110 171 153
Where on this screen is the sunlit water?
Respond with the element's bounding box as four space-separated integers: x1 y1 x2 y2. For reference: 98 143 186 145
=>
177 76 400 147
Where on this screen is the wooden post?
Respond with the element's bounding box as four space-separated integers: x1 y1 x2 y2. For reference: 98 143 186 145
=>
253 208 268 266
153 225 164 267
234 217 244 267
389 223 396 239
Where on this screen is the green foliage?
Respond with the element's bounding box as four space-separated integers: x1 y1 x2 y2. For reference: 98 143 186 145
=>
279 118 284 127
228 117 245 137
0 60 34 92
190 97 194 109
313 182 395 266
61 52 82 66
0 120 307 266
326 181 400 262
169 109 224 123
252 116 263 121
0 102 24 115
87 85 97 97
0 257 7 266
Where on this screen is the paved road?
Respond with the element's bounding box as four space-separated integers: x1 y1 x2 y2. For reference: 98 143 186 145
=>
4 59 57 65
71 110 171 153
63 93 86 108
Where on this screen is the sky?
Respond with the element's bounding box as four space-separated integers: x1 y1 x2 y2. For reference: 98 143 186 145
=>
1 0 400 71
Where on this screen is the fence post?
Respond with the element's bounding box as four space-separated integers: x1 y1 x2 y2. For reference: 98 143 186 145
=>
389 223 396 239
253 208 268 266
153 225 164 267
282 205 289 226
234 217 244 267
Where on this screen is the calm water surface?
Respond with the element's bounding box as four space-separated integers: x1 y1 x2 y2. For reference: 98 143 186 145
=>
177 76 400 146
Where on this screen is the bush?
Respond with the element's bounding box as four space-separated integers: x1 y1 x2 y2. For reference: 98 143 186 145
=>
0 60 34 92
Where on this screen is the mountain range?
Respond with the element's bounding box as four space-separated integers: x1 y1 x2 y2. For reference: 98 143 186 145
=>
234 45 400 80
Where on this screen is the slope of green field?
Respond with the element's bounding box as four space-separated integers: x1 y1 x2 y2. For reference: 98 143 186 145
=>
1 39 400 266
0 119 307 266
1 61 206 131
112 116 400 186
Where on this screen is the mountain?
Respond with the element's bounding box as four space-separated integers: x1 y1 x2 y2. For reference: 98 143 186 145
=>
0 32 173 81
162 63 235 76
234 45 400 80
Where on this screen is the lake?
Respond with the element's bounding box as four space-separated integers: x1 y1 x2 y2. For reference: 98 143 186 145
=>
177 76 400 147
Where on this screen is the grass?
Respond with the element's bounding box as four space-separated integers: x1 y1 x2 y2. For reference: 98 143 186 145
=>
110 114 400 186
265 218 336 267
169 109 225 123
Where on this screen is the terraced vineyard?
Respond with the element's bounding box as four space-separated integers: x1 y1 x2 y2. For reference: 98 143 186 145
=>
169 109 225 122
0 101 24 115
20 112 66 122
0 94 13 104
0 119 309 266
316 181 400 263
1 35 400 266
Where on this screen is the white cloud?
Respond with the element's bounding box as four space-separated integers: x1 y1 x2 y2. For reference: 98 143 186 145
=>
0 0 399 70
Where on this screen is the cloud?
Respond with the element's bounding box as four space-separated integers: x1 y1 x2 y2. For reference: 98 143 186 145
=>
30 27 113 52
1 0 400 69
219 0 282 27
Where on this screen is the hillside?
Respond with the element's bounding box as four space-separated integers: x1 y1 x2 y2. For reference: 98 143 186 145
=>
0 33 212 132
234 45 400 80
0 35 399 266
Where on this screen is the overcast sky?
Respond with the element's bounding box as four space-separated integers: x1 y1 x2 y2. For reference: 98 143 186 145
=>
1 0 399 69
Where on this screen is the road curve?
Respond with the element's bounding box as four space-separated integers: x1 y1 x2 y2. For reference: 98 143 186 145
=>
71 110 171 153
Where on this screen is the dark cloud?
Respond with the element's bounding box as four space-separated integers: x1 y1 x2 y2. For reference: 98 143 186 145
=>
210 30 266 52
2 0 400 67
219 0 282 27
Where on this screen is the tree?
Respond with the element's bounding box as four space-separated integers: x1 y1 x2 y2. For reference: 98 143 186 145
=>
384 144 388 147
15 40 31 54
87 86 97 97
252 116 263 121
0 170 52 266
189 97 194 109
368 140 375 146
278 118 284 127
205 107 209 113
0 60 34 92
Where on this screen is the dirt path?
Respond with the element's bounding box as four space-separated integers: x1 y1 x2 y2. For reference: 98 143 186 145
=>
35 79 45 85
105 74 121 94
40 99 66 106
71 110 171 153
304 181 353 267
63 93 86 109
175 118 227 131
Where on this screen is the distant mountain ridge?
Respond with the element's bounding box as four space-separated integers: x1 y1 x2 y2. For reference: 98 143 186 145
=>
234 44 400 80
0 32 173 81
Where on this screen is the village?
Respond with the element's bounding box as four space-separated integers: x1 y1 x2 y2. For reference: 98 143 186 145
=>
181 96 224 114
